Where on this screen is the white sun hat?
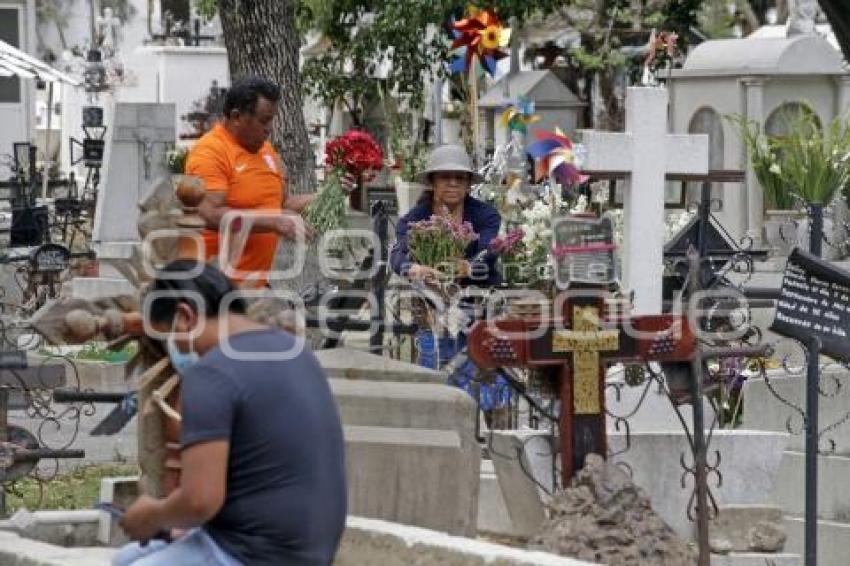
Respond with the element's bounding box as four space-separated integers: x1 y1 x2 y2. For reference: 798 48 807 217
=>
415 144 483 185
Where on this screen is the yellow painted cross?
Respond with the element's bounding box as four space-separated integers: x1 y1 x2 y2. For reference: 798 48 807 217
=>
552 305 620 414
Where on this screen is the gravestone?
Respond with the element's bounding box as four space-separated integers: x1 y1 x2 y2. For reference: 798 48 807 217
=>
581 87 709 315
318 348 481 536
91 102 175 265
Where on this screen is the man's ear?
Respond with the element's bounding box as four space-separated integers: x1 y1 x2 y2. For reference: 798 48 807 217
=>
175 303 198 333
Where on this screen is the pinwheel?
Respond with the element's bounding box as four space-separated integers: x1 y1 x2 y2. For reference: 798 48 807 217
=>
499 96 540 134
449 7 511 77
527 128 588 189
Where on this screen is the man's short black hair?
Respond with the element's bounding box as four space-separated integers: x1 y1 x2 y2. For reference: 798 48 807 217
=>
148 260 247 325
222 75 280 117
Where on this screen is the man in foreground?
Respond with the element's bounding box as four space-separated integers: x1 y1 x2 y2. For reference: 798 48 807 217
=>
112 261 347 565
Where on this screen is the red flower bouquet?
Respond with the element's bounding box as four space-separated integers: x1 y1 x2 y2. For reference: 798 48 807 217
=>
307 130 385 238
325 130 384 180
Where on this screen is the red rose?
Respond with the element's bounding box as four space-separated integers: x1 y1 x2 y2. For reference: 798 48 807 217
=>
325 130 384 178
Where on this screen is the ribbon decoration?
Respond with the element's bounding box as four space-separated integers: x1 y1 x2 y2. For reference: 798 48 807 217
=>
499 96 540 134
527 128 588 188
449 7 511 77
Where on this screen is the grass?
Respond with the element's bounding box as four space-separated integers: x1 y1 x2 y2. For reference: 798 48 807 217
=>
4 463 139 514
38 342 138 364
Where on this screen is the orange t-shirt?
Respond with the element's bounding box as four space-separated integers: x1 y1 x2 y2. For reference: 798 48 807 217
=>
186 124 285 285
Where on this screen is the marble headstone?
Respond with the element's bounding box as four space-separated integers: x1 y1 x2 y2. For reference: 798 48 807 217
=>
581 87 708 314
92 102 175 259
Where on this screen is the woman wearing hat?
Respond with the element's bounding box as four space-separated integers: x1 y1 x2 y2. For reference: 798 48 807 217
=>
391 144 511 427
390 144 501 286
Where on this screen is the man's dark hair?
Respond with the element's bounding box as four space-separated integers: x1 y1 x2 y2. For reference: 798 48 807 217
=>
148 260 247 324
222 75 280 117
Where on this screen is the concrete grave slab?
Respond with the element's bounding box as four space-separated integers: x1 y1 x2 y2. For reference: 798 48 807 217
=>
316 347 444 384
0 530 114 566
97 476 139 546
330 379 475 447
489 429 789 540
772 451 850 522
3 509 101 547
744 368 850 455
477 459 514 536
784 516 850 566
338 516 597 565
344 425 479 537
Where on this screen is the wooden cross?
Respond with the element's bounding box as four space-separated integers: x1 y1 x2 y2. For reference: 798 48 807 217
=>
468 295 695 486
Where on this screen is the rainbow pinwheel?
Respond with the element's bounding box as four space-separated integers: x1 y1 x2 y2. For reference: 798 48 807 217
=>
527 128 588 188
449 7 511 77
498 97 540 134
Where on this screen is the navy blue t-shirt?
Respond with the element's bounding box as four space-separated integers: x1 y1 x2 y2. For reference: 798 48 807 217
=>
180 329 347 566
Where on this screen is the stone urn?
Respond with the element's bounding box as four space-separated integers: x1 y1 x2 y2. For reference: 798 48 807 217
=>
394 177 427 217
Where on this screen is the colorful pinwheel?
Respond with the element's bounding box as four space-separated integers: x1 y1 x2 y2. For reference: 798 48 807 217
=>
527 128 588 188
499 97 540 134
449 7 511 77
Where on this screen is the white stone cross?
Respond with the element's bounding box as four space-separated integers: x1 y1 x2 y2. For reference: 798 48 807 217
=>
581 87 708 315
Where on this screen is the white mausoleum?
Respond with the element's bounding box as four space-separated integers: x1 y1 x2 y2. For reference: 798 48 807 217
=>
668 33 850 243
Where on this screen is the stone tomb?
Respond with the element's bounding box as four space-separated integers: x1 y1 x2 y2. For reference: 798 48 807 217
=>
745 365 850 566
312 347 481 536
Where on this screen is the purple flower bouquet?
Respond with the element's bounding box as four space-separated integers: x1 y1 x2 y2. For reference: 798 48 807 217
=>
408 214 478 272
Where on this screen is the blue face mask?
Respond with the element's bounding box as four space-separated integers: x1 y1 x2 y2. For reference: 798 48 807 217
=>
167 319 200 375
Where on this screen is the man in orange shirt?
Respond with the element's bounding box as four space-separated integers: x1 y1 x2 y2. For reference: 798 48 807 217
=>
186 76 315 286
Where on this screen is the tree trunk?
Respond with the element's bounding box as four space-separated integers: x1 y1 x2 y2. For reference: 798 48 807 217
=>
216 0 316 196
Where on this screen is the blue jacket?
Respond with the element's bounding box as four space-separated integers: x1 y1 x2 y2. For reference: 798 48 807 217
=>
390 195 502 286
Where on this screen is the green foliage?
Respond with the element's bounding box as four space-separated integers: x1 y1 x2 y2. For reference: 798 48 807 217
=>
381 87 428 181
780 112 850 205
300 0 562 120
728 114 797 210
71 342 137 363
561 0 702 85
730 111 850 208
5 463 139 513
195 0 218 21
